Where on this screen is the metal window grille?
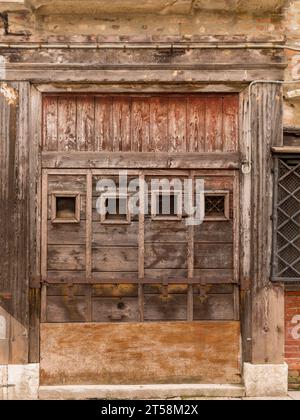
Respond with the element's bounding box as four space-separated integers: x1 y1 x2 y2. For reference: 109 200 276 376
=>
273 156 300 281
205 196 225 217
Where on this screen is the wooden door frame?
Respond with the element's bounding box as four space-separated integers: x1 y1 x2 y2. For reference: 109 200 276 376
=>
29 82 285 370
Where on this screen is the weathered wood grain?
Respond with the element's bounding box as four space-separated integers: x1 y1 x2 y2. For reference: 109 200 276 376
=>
40 322 242 385
42 151 240 169
42 95 239 154
0 82 30 363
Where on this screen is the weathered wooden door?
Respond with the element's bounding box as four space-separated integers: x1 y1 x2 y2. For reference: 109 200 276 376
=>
39 94 241 385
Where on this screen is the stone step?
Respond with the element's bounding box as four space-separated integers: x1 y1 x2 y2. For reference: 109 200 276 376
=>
39 384 245 400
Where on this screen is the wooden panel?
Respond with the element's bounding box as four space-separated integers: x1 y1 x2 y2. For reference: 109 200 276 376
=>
92 298 139 323
42 151 240 170
112 98 131 152
93 223 138 247
205 97 223 153
168 98 187 152
57 97 77 151
40 322 241 385
145 244 188 269
187 97 205 152
0 82 30 363
43 94 239 155
131 99 150 152
145 220 188 243
48 245 86 271
95 97 113 151
77 96 95 151
47 296 87 323
92 247 138 272
194 221 233 243
250 83 285 364
149 97 169 152
193 285 235 320
223 95 239 153
43 96 58 151
194 244 233 269
48 222 86 245
144 285 188 321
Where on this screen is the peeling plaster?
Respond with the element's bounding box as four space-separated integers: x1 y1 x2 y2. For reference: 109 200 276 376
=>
0 82 18 105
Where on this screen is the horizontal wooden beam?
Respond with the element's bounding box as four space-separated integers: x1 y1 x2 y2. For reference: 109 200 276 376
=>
272 146 300 154
42 152 240 170
43 271 237 285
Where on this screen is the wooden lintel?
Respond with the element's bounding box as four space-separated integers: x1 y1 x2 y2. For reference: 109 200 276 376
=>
42 152 240 170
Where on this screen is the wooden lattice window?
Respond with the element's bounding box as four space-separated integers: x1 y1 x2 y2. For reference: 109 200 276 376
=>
205 191 230 221
273 157 300 281
51 192 81 224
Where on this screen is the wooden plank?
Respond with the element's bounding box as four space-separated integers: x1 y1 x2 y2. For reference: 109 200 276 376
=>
57 97 77 151
223 95 239 152
92 298 139 323
93 222 139 247
250 83 285 364
29 85 43 362
43 96 58 151
145 220 188 243
41 284 47 323
194 221 233 243
86 172 92 280
41 171 48 280
42 151 240 169
187 171 195 321
271 146 300 153
187 97 205 152
168 98 187 152
112 98 131 152
145 244 188 269
48 222 86 245
149 97 168 152
92 247 138 272
205 97 223 152
144 294 187 321
48 245 86 272
76 96 95 151
131 99 150 152
47 295 87 323
138 172 145 321
193 293 234 320
40 322 241 385
95 97 113 151
194 244 233 269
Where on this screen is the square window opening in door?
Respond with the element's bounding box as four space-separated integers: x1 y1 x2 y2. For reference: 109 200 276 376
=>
100 195 131 225
204 191 230 221
51 192 81 224
151 191 182 221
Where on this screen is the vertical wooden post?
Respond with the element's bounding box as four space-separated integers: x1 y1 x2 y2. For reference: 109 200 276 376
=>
41 171 48 282
138 171 145 322
86 170 93 281
29 85 42 363
250 83 285 364
240 83 285 365
0 82 31 364
187 171 195 322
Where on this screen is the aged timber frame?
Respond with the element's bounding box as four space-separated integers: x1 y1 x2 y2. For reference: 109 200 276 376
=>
0 38 286 382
